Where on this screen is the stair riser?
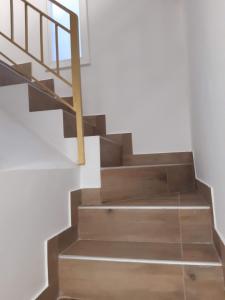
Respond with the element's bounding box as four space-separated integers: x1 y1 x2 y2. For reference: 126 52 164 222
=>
123 152 193 166
63 111 96 137
100 137 122 167
105 133 133 155
78 208 212 243
0 63 28 86
101 164 196 202
59 259 224 300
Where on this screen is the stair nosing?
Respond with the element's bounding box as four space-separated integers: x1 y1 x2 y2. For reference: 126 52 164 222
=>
101 163 193 170
59 254 222 267
100 135 122 147
79 205 211 210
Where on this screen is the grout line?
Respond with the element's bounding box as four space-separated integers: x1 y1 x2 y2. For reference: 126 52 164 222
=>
179 193 187 300
59 255 222 267
182 266 187 300
79 206 211 210
101 163 193 170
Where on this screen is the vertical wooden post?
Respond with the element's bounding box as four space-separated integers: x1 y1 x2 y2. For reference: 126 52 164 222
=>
70 14 85 165
40 14 44 63
24 3 28 51
10 0 14 40
55 24 60 75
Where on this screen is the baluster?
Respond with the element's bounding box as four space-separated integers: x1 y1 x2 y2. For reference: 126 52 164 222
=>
24 3 28 51
10 0 14 40
55 24 60 75
70 14 85 165
40 15 44 63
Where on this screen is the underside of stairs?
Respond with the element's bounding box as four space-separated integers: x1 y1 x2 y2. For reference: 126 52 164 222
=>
0 59 224 300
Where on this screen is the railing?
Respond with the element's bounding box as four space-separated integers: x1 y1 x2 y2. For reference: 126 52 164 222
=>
0 0 85 165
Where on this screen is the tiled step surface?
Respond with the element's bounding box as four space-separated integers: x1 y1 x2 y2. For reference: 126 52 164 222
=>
59 258 225 300
123 152 193 166
101 164 196 202
59 240 223 299
0 60 29 86
100 136 122 167
78 206 212 243
61 240 220 264
86 192 209 207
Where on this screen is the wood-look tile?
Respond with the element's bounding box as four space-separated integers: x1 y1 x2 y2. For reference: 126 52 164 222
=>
37 286 58 300
12 62 32 80
100 136 122 167
79 209 181 243
105 133 133 155
70 190 81 226
123 152 193 166
101 166 168 202
196 179 213 206
180 209 212 243
220 238 225 288
102 193 179 206
85 115 106 135
59 259 184 300
182 244 220 263
167 165 196 193
38 190 81 299
179 192 209 206
0 62 28 86
62 240 182 261
57 227 78 254
63 111 95 138
38 79 55 92
29 84 66 112
81 188 102 205
184 266 225 300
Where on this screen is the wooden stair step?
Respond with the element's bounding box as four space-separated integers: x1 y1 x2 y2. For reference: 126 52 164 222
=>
104 133 133 155
34 78 55 92
61 240 220 264
87 192 209 207
12 62 32 80
101 164 196 202
100 136 122 167
63 110 96 138
123 152 193 166
59 242 224 300
78 204 213 243
63 98 107 136
0 60 29 86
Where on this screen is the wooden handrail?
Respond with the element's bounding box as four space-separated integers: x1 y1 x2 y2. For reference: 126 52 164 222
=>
18 0 71 33
0 0 85 165
47 0 77 17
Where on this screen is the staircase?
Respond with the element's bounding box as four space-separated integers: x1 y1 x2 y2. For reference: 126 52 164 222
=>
58 164 225 299
1 60 224 300
0 1 225 300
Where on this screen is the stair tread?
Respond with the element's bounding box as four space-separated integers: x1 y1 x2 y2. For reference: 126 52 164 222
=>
61 240 220 265
100 135 122 147
102 162 193 170
81 192 209 208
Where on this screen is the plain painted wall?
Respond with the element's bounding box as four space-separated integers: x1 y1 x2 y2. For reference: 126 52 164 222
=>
0 168 79 300
184 0 225 242
0 0 192 154
80 0 192 154
0 84 100 298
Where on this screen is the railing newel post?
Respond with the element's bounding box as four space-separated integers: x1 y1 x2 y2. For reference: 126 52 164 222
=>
70 14 85 165
1 0 85 165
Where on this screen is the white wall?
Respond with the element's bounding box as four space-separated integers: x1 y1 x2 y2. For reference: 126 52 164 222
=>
0 107 75 170
0 83 101 298
0 0 192 154
80 0 192 154
0 168 79 300
184 0 225 242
